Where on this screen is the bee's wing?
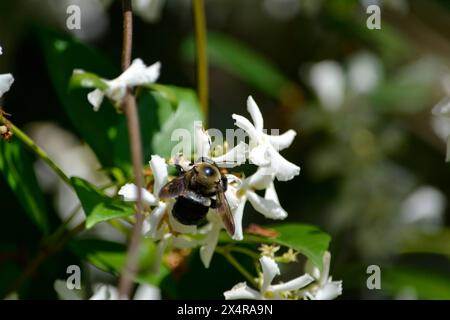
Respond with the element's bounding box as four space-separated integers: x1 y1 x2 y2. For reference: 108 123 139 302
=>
159 176 186 199
215 190 235 237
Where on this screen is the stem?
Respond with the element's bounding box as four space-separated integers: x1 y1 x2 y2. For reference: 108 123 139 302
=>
0 117 71 186
216 247 258 288
117 0 145 299
2 220 85 298
193 0 209 124
228 246 261 260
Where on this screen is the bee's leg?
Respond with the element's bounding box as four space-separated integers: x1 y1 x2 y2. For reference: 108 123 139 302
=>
210 198 218 209
221 176 228 192
175 164 185 175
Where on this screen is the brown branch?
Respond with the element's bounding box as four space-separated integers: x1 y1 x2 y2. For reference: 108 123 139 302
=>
117 0 145 299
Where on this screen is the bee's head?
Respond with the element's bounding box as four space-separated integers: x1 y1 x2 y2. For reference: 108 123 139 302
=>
193 162 221 186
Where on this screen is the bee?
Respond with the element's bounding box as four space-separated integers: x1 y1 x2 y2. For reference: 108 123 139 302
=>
159 157 235 236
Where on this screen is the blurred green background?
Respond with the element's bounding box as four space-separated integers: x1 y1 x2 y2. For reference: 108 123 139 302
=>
1 0 450 299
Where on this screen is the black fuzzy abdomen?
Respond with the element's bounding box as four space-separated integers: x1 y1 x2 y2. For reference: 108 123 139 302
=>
172 196 209 225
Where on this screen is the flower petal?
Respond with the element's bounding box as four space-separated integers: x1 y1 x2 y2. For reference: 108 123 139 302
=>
212 141 248 168
232 114 261 142
260 256 280 293
249 144 270 166
266 145 300 181
314 281 343 300
231 195 246 241
319 251 331 286
90 284 120 300
133 284 161 300
117 59 160 87
200 214 222 268
172 235 200 249
225 184 240 210
143 202 167 238
87 89 105 111
118 183 157 206
243 166 274 190
265 129 297 151
0 73 14 98
195 124 211 158
247 190 287 220
269 274 314 293
170 154 193 172
247 96 264 132
153 233 172 274
224 282 262 300
150 154 168 195
54 280 82 300
264 182 280 204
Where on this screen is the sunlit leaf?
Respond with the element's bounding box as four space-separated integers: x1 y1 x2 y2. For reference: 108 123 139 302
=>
71 177 134 228
219 223 331 270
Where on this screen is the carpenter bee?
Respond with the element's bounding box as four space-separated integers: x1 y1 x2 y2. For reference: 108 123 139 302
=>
159 157 235 236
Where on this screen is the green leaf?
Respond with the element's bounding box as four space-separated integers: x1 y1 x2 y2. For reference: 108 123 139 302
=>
219 223 331 270
112 85 203 174
152 86 204 158
69 238 169 286
383 266 450 299
36 27 121 168
70 177 134 228
0 140 49 233
181 32 293 99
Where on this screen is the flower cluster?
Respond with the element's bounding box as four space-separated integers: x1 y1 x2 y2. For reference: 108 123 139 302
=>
224 250 342 300
111 60 300 269
72 59 342 300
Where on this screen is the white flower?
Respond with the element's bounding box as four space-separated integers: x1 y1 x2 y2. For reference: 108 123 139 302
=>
228 167 288 241
348 52 382 94
194 123 248 168
308 61 345 111
304 251 342 300
133 0 166 23
89 283 160 300
224 256 314 300
399 186 446 232
0 46 14 98
232 96 300 181
75 58 160 111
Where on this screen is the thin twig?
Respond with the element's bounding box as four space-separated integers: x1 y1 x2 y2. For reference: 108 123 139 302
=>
117 0 145 299
0 116 71 186
215 247 258 288
193 0 209 124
